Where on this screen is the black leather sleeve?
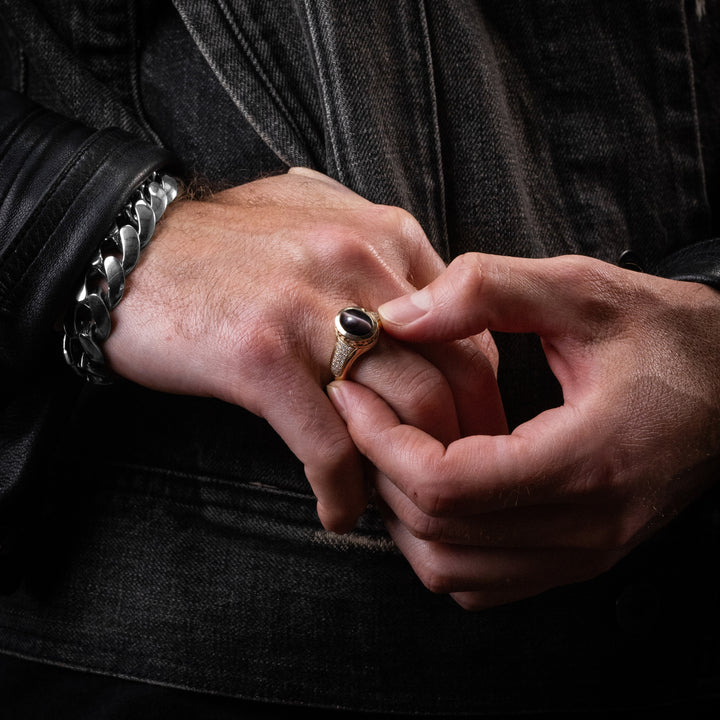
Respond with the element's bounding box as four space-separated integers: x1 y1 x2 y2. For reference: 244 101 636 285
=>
653 238 720 291
0 90 173 590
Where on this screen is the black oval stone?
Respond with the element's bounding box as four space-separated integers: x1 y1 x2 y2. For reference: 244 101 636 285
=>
339 308 373 337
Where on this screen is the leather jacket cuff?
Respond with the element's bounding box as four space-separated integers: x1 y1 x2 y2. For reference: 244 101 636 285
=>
0 89 174 375
0 91 174 587
652 238 720 291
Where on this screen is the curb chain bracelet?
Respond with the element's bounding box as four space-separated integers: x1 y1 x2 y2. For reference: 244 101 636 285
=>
62 172 178 385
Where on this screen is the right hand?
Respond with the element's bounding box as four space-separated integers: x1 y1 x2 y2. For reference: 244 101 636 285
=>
103 168 505 532
329 252 720 608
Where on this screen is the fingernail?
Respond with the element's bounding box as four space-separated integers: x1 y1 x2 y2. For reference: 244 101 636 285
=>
327 382 347 417
379 287 432 325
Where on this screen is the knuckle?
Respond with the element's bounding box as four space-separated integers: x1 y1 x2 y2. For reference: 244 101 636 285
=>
317 205 437 294
451 252 485 285
573 552 620 583
316 428 357 467
476 332 500 373
234 316 291 379
553 256 623 328
451 592 493 612
318 219 407 288
377 205 440 281
378 204 423 238
416 555 455 595
413 473 454 517
591 526 625 552
305 431 357 481
594 511 646 551
314 223 368 265
554 254 603 282
394 207 428 248
569 450 621 503
454 335 499 380
404 506 446 541
451 251 482 272
447 253 486 306
398 364 452 416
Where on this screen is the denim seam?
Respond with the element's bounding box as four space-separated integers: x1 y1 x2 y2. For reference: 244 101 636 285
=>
0 629 282 699
0 644 349 710
97 461 315 504
654 0 711 252
172 0 309 167
418 0 450 259
0 0 149 138
214 0 305 145
679 0 711 226
126 0 164 147
296 0 340 179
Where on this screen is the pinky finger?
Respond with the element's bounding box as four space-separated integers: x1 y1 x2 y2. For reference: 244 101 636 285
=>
382 510 622 608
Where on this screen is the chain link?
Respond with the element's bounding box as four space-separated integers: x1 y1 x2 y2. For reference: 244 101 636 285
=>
62 172 178 384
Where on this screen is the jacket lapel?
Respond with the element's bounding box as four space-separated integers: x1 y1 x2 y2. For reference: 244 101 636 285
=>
173 0 448 255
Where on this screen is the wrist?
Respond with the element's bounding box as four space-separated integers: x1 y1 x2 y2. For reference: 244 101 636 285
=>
62 171 179 384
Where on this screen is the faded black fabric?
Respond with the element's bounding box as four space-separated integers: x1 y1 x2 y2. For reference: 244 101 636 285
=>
0 0 719 716
0 87 171 603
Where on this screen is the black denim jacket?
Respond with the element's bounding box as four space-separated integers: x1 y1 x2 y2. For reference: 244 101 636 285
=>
0 0 719 714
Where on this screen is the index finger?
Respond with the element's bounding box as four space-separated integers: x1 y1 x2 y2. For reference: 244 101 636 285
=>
378 252 627 343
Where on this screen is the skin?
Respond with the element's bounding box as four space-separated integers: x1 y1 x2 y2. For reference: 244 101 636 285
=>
328 252 720 609
103 168 503 533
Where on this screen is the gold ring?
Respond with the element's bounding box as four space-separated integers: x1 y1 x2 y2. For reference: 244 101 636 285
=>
330 306 381 380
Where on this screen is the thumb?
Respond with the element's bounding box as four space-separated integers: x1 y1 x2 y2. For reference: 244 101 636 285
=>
378 252 608 342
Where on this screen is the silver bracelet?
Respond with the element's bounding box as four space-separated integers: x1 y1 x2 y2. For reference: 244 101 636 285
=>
62 171 178 385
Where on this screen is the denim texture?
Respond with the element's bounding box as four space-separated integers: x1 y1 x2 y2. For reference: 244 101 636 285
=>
0 0 719 714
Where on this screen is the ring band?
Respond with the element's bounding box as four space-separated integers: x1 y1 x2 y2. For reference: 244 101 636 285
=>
330 306 381 380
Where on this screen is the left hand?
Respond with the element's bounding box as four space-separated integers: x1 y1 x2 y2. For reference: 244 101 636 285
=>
106 169 506 533
328 252 720 609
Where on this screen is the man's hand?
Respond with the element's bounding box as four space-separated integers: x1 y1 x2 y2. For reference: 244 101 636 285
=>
103 170 503 533
329 252 720 608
